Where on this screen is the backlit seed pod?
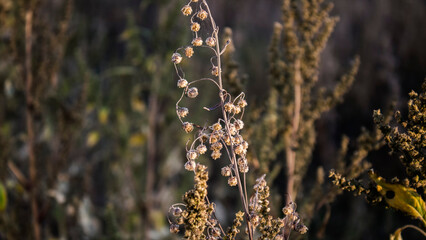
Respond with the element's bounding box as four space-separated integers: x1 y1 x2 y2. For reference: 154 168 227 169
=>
233 106 241 114
187 87 199 98
171 53 182 64
235 144 245 155
228 124 237 135
196 144 207 154
177 107 189 118
211 66 220 76
239 163 249 173
242 141 249 149
182 122 194 133
177 79 188 88
181 5 192 16
295 224 308 234
211 150 221 160
191 22 201 32
224 102 234 112
186 150 198 160
185 46 194 58
250 214 259 226
221 166 231 176
170 224 180 233
228 176 238 186
206 37 216 47
197 10 208 20
212 227 221 237
184 160 196 171
223 134 231 145
172 207 183 217
234 119 244 130
210 142 223 151
212 122 222 131
238 99 247 108
282 206 293 215
192 37 203 46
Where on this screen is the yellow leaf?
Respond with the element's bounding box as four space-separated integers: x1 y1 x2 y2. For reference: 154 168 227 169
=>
86 131 100 148
369 170 426 227
0 182 7 211
131 98 145 113
129 133 146 147
98 107 109 125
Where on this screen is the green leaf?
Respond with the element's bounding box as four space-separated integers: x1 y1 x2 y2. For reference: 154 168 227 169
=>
0 182 7 211
369 170 426 227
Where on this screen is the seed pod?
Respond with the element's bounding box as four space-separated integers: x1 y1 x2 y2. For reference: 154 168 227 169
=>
221 166 232 177
191 22 201 32
228 176 238 186
197 10 208 20
192 37 203 46
171 53 182 64
238 99 247 108
196 144 207 154
177 107 189 118
224 102 234 112
187 87 199 98
211 66 220 76
184 160 196 171
172 207 183 217
206 37 216 47
211 150 221 160
187 150 198 160
185 46 194 58
181 5 192 16
212 122 222 131
170 224 180 233
177 79 188 88
182 122 194 133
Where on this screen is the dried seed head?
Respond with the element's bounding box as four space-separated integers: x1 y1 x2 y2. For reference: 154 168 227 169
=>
191 22 201 32
172 207 183 217
209 132 220 144
282 206 293 215
177 107 189 118
210 142 223 151
212 122 222 131
171 53 182 64
250 214 259 226
184 160 196 171
177 79 188 88
197 10 208 20
234 119 244 130
187 150 198 160
224 102 234 112
221 166 232 177
223 134 231 145
206 37 216 47
239 163 249 173
228 124 237 135
211 150 221 160
170 223 180 233
196 144 207 154
228 176 238 186
295 223 308 234
235 144 246 155
211 66 220 76
238 99 247 108
233 106 241 114
187 87 199 98
181 5 192 16
182 122 194 133
192 37 203 46
185 46 194 58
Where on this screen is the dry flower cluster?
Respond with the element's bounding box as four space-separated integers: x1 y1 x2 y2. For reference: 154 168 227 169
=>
167 0 307 239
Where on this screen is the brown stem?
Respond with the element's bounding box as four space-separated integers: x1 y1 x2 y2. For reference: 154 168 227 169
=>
25 8 41 240
285 57 302 204
145 93 158 238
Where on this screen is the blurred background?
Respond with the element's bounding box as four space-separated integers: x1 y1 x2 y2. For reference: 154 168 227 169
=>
0 0 425 239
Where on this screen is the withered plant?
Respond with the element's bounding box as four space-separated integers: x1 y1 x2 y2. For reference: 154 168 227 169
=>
168 0 308 239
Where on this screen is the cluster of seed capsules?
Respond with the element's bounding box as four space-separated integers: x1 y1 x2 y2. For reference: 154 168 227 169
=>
172 0 249 186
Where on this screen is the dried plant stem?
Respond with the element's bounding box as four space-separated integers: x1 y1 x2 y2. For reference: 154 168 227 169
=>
145 93 158 238
25 7 41 240
203 1 254 238
285 58 302 204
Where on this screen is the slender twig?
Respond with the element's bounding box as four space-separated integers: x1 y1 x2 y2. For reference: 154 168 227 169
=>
25 7 41 240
